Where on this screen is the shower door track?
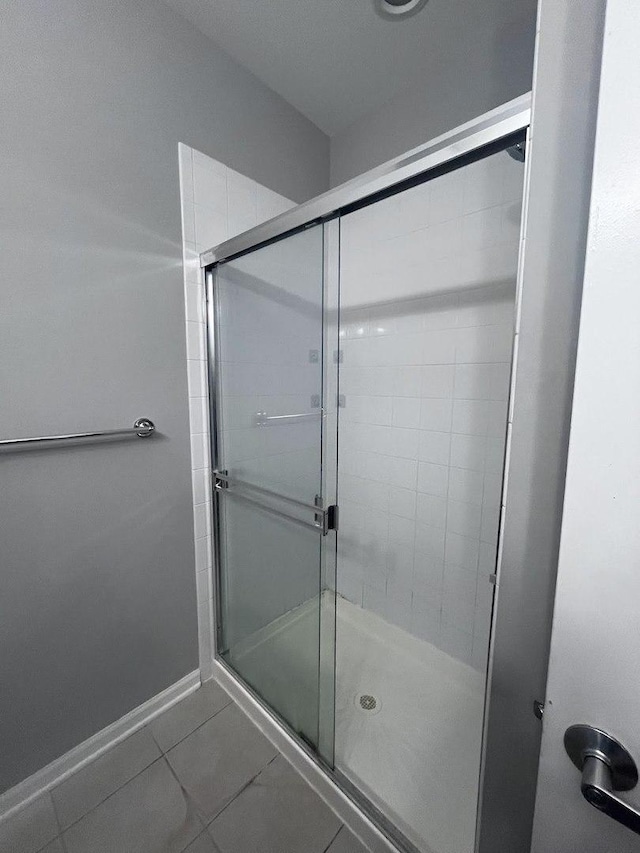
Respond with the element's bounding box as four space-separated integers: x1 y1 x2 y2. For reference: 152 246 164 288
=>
201 93 531 268
204 92 534 853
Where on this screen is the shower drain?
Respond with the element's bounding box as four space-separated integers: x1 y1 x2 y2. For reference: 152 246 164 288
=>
355 693 382 715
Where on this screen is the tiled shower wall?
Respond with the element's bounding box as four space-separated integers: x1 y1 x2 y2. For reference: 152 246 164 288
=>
178 143 293 677
337 150 525 670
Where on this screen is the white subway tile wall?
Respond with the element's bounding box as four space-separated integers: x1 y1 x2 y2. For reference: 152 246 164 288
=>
178 143 294 677
337 150 524 670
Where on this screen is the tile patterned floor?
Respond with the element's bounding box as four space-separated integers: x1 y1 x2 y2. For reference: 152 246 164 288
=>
0 681 371 853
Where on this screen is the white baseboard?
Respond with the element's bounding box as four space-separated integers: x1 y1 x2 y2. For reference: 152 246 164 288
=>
0 670 201 822
212 659 398 853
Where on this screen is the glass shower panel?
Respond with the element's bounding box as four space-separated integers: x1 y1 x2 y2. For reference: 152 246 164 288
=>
212 224 335 755
335 148 525 853
215 230 324 503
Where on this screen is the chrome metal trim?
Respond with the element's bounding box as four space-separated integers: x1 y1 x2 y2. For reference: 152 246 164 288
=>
215 487 327 534
200 93 531 267
205 267 224 655
475 125 529 853
213 470 326 516
333 768 422 853
318 217 340 765
255 410 322 426
564 725 640 835
374 0 429 21
0 418 155 447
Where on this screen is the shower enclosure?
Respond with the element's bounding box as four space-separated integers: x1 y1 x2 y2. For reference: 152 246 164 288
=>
203 97 530 853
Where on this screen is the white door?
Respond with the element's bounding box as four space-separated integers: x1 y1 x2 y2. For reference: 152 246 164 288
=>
531 0 640 850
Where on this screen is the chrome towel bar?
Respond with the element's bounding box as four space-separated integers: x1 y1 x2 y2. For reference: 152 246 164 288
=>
0 418 155 448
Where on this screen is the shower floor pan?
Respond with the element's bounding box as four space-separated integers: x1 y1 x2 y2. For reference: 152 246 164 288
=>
225 595 485 853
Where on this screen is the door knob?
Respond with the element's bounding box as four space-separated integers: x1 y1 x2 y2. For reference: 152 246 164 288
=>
564 724 640 835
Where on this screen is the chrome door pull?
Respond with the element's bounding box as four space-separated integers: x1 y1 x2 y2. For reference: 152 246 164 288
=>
565 725 640 836
213 470 338 535
255 411 322 426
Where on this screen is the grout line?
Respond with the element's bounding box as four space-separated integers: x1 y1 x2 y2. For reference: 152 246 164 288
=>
148 727 163 754
155 695 234 757
161 754 207 840
205 749 281 830
322 823 345 853
50 694 231 836
48 791 68 853
191 829 222 853
34 835 66 853
56 754 166 835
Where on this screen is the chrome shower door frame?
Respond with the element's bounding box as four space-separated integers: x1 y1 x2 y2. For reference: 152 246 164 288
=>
203 92 547 853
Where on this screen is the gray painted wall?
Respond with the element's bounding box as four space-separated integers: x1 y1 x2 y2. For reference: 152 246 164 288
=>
329 0 537 186
0 0 328 794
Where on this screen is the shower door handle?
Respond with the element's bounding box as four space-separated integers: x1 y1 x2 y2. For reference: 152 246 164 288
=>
565 725 640 836
213 470 338 535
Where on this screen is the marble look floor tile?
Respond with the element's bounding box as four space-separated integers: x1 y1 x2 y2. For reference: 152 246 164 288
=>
150 682 232 753
52 727 161 829
63 758 202 853
0 793 58 853
167 703 278 824
325 826 371 853
209 755 341 853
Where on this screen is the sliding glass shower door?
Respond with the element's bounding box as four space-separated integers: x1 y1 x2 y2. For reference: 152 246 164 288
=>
334 147 524 853
204 125 526 853
209 223 338 760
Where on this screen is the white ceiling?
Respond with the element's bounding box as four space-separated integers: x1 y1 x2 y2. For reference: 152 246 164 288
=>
165 0 528 137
